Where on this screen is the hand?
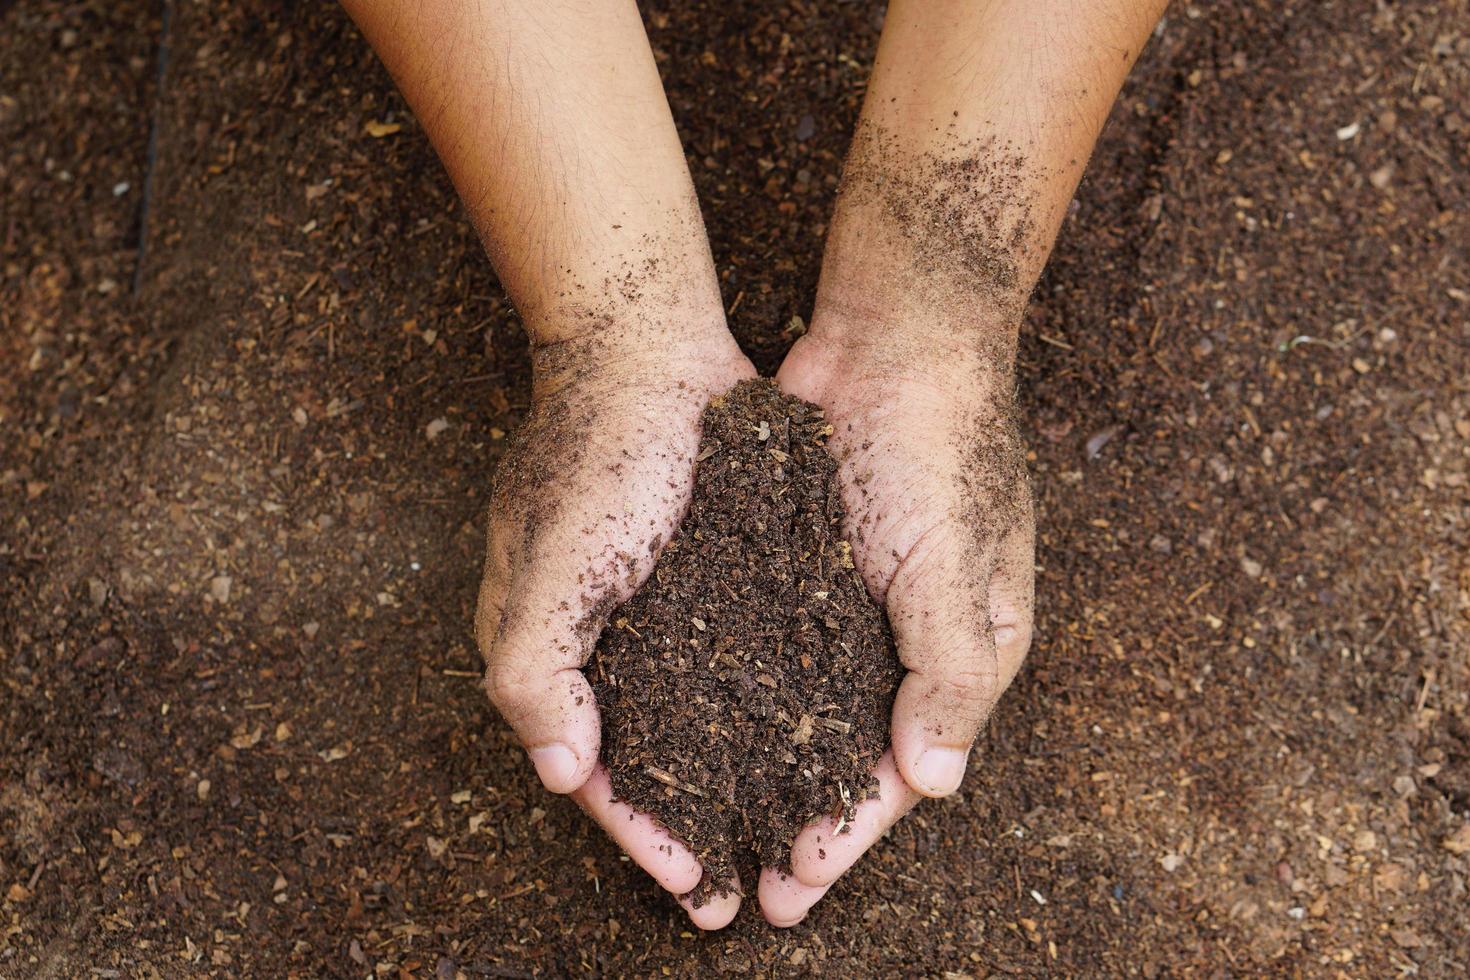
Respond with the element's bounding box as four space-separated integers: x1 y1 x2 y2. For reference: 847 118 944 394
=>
475 323 755 929
762 312 1036 926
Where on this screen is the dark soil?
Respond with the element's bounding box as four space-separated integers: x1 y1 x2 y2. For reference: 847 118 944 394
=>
592 380 901 900
3 0 1470 976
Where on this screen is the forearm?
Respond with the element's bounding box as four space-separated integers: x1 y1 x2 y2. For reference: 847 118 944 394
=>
342 0 724 349
817 0 1168 343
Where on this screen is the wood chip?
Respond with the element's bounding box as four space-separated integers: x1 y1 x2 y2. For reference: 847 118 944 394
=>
644 766 707 797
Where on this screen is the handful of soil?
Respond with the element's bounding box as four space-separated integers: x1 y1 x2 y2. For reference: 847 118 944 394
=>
587 379 903 902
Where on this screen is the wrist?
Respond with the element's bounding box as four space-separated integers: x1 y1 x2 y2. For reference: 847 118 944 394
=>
516 220 732 371
801 287 1019 386
528 307 752 403
781 314 1018 434
824 122 1042 308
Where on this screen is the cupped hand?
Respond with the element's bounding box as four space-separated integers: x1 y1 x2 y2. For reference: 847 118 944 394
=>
475 323 755 929
763 314 1036 926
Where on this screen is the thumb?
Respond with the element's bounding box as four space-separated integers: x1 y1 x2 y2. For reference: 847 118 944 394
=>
475 537 608 795
885 529 1006 798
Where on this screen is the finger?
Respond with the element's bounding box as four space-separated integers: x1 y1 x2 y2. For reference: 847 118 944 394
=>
678 875 743 931
480 640 601 793
758 867 829 928
571 767 703 895
475 525 613 794
787 751 921 888
885 529 1005 798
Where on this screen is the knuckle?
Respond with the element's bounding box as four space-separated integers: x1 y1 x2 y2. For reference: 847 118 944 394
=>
990 586 1036 660
994 618 1034 659
483 661 535 714
933 668 998 718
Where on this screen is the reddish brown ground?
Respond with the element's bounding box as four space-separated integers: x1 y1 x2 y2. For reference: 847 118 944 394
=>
3 0 1468 976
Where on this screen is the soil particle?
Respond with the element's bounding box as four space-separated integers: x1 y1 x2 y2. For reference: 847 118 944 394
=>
589 379 902 901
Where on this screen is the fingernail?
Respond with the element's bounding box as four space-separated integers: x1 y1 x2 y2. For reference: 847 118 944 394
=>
914 746 969 796
529 743 579 792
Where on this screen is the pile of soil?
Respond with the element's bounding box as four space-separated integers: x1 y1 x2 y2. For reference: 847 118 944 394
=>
590 380 901 899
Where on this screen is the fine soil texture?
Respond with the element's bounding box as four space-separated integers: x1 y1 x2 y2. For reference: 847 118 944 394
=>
4 0 1470 977
591 380 901 900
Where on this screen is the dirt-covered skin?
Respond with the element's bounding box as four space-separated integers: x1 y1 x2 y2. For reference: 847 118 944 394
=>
830 121 1039 323
781 325 1035 717
590 380 902 905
